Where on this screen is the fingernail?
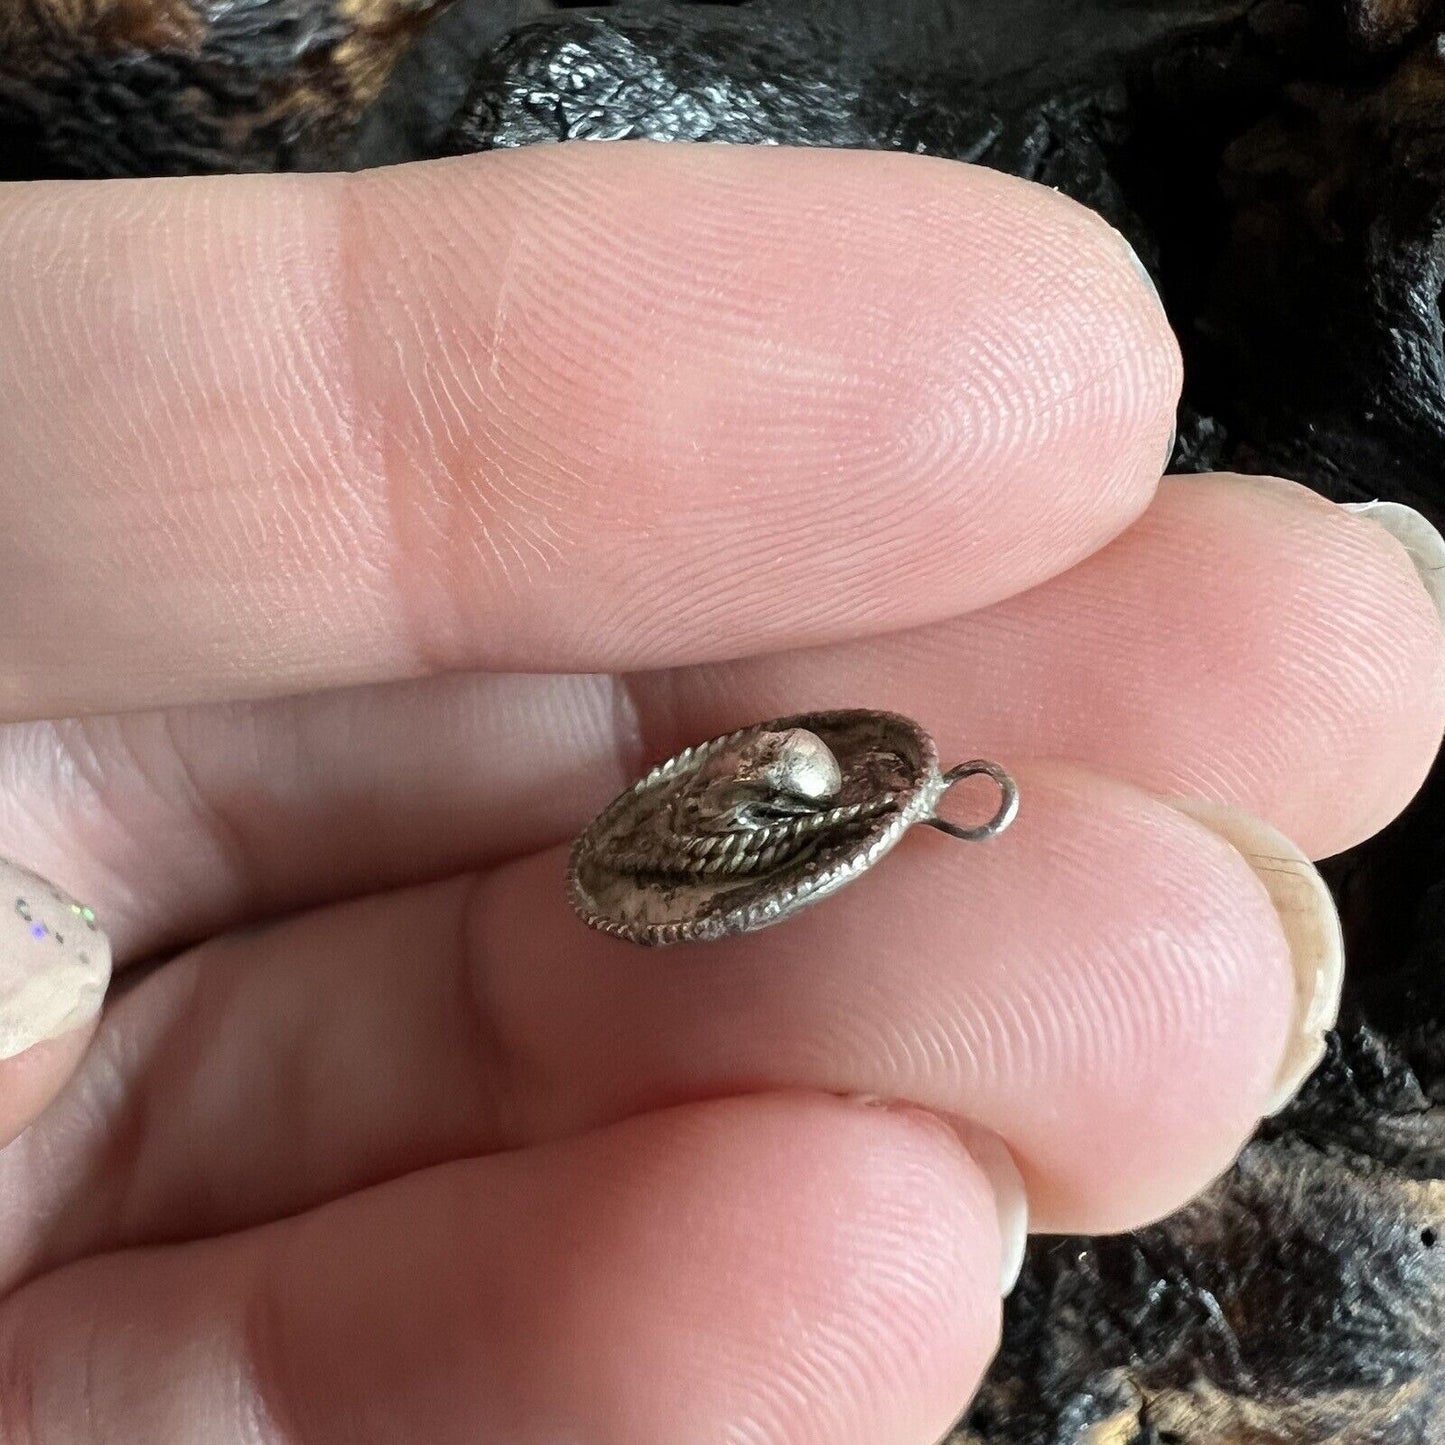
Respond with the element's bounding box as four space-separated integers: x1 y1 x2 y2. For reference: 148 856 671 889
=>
1111 225 1162 307
953 1120 1029 1295
1166 799 1343 1115
0 859 111 1061
1341 500 1445 627
1108 227 1175 475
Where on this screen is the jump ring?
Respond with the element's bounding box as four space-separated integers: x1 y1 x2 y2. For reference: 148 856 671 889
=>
924 760 1020 842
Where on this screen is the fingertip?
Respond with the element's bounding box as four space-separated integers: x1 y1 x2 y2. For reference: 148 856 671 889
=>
0 1021 95 1148
492 757 1300 1241
362 143 1184 672
1006 768 1298 1234
1153 474 1445 856
529 1093 1007 1445
0 856 111 1144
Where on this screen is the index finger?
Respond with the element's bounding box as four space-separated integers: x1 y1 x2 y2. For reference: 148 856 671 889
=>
0 142 1178 718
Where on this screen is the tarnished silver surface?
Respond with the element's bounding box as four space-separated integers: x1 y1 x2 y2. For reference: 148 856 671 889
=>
567 709 1018 946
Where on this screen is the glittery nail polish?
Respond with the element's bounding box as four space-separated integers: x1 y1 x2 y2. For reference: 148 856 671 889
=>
0 859 110 1060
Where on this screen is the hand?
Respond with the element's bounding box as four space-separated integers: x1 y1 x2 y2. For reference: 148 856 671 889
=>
0 142 1441 1444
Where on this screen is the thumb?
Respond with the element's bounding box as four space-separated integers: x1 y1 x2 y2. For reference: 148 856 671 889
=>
0 858 111 1147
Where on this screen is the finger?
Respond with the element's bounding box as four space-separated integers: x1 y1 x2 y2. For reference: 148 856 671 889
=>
3 765 1309 1287
0 143 1175 719
8 474 1437 962
0 858 111 1146
655 474 1445 861
0 1030 95 1150
0 1094 1002 1445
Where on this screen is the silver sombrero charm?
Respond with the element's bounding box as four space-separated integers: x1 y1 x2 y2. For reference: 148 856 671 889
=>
567 709 1018 946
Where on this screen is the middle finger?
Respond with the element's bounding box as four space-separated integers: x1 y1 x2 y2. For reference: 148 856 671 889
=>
3 761 1313 1287
8 471 1442 960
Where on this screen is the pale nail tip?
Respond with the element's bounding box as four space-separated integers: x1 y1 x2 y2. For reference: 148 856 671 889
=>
0 857 111 1061
1160 797 1344 1117
1302 904 1346 1036
999 1218 1028 1297
1266 1032 1328 1117
1110 223 1162 304
955 1122 1029 1296
1341 499 1445 626
1248 844 1345 1032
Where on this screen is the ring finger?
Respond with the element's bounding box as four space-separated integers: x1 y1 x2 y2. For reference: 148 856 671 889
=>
3 760 1324 1290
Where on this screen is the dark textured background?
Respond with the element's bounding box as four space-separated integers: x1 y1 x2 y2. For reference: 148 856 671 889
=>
4 1 1444 1439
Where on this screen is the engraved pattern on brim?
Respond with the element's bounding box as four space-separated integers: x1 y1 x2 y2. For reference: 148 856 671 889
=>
568 710 960 946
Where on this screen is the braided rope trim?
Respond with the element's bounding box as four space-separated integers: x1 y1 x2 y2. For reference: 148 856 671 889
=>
597 792 899 878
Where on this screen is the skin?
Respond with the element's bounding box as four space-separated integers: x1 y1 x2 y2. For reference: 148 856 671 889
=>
0 142 1440 1443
